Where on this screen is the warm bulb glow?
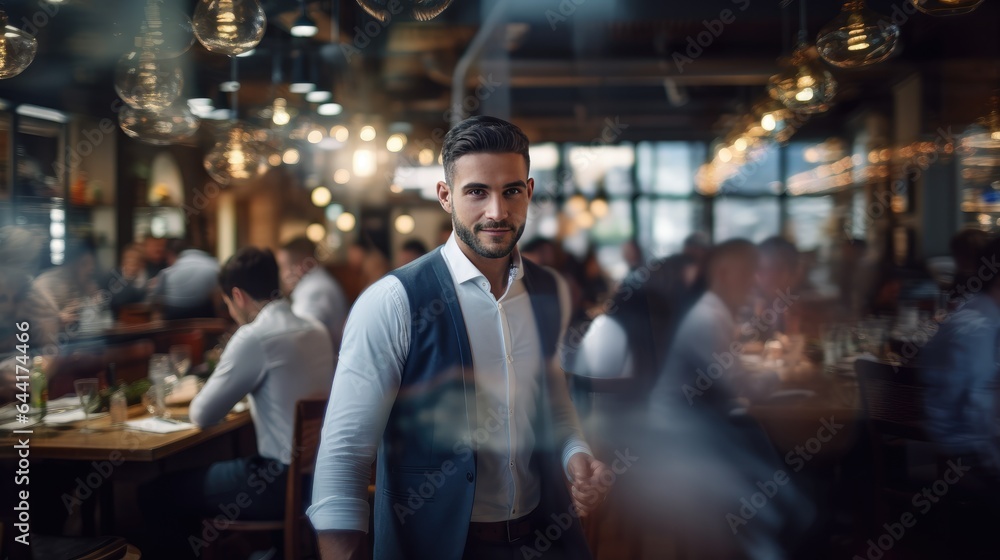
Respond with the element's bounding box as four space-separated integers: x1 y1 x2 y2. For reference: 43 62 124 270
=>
566 195 587 214
336 212 356 232
271 98 291 126
307 129 323 144
331 125 349 142
795 87 815 102
115 49 183 111
733 137 748 152
761 113 777 131
574 211 595 229
334 169 351 184
282 148 300 165
318 103 343 116
311 186 332 207
390 183 403 193
992 131 1000 141
306 223 326 242
395 214 416 235
306 90 331 103
353 149 377 177
718 147 733 163
418 148 435 166
386 133 407 153
590 199 609 218
359 126 376 142
203 124 264 185
268 153 281 166
192 0 266 56
0 12 38 79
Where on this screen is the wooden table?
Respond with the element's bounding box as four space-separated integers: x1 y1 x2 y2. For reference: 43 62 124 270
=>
0 405 251 462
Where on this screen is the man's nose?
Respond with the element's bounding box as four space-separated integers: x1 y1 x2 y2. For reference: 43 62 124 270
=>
484 192 508 221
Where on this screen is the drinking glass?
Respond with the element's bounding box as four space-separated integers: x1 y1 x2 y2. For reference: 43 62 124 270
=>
74 378 101 434
169 345 192 378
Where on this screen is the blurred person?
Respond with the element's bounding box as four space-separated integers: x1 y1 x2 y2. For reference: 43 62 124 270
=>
750 236 801 340
139 247 335 559
621 239 643 272
103 243 148 319
521 237 557 268
308 116 607 560
143 235 168 278
682 231 712 278
0 227 49 403
28 237 100 344
634 239 813 559
346 237 390 291
394 238 428 268
277 236 348 355
153 238 219 320
947 228 991 305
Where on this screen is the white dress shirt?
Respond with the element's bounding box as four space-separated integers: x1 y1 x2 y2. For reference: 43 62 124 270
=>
307 234 591 532
290 266 348 352
190 299 335 464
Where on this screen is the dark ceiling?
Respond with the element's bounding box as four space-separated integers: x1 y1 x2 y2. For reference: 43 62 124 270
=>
0 0 997 144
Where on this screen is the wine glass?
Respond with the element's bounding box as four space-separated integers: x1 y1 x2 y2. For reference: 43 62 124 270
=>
169 345 192 378
74 378 101 434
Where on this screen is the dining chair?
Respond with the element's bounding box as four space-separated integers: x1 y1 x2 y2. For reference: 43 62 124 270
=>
201 398 327 560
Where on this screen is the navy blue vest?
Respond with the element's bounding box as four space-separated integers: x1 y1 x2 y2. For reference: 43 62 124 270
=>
376 248 589 559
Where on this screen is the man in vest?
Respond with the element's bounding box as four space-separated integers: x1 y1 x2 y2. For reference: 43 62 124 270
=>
308 116 609 559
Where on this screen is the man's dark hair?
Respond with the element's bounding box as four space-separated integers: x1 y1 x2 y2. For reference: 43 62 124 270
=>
758 235 799 272
950 229 990 267
165 238 188 256
281 236 317 263
706 238 757 282
442 116 530 185
401 239 428 256
218 247 280 301
65 236 96 265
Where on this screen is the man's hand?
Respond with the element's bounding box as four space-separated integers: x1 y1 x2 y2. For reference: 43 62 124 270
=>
316 529 367 560
566 452 612 517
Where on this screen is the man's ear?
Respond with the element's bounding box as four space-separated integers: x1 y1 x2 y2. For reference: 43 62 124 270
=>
437 181 452 214
230 287 245 307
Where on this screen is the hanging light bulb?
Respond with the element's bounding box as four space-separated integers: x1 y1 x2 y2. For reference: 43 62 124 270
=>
910 0 984 16
192 0 266 56
768 44 837 114
204 123 265 184
271 98 291 126
982 96 1000 142
140 0 195 59
816 1 899 69
115 37 184 110
0 11 38 79
356 0 454 22
290 0 318 37
119 103 200 145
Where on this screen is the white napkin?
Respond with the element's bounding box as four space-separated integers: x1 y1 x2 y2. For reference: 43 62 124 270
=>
125 417 195 434
44 409 108 425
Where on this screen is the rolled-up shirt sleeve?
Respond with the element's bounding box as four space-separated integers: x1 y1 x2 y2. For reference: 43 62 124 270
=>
307 277 409 532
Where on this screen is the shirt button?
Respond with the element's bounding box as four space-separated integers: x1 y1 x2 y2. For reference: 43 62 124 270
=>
466 472 474 482
509 461 514 469
498 303 503 310
506 354 513 363
508 407 513 416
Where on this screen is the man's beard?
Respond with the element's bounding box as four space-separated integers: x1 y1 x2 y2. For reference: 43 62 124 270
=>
452 215 525 259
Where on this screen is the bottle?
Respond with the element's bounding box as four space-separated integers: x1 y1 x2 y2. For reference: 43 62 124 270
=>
29 357 48 421
110 383 128 428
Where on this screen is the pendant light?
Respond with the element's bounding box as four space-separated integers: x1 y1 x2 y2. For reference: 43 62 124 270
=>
0 10 38 79
910 0 984 16
193 0 266 56
204 58 266 184
290 0 318 37
140 0 195 59
356 0 454 22
119 102 200 145
768 0 837 114
816 1 900 69
115 37 184 111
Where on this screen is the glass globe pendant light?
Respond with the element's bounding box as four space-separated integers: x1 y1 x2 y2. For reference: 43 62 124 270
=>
140 0 195 59
0 10 38 79
204 123 265 184
115 37 184 111
768 0 837 114
910 0 984 16
119 103 200 145
816 1 900 69
356 0 454 22
192 0 266 56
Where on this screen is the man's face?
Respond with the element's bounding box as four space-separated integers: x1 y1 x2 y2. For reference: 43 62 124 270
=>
757 254 793 297
275 250 300 296
438 152 533 260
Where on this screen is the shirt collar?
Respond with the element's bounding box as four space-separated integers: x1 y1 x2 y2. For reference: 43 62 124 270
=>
442 232 524 286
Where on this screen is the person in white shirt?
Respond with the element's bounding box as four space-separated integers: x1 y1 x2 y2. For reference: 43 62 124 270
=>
308 116 609 560
139 247 335 559
277 236 348 354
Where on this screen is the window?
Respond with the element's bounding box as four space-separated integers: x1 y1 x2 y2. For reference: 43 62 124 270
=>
714 197 780 242
786 196 835 250
638 199 696 258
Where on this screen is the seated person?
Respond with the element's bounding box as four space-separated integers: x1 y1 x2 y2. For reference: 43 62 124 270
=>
139 247 335 559
152 239 220 320
104 243 148 319
920 234 1000 484
28 237 101 344
276 236 348 354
